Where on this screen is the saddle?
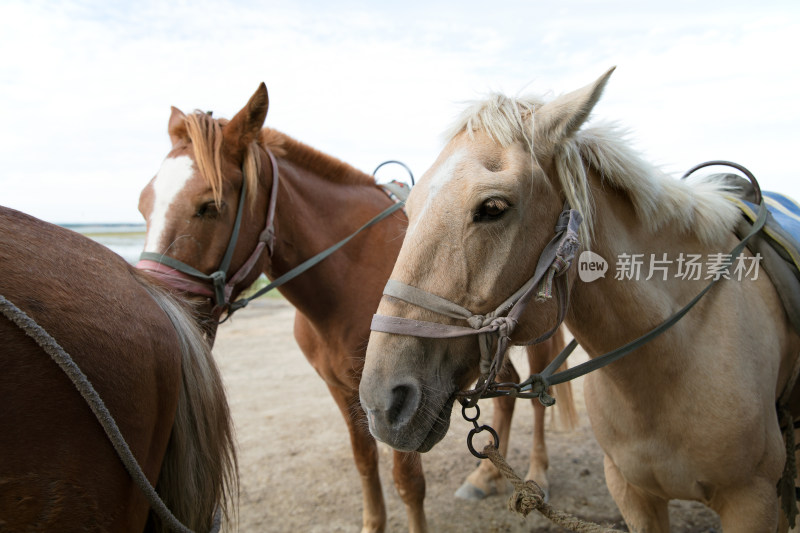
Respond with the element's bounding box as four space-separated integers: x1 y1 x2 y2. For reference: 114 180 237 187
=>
380 180 411 204
723 174 800 336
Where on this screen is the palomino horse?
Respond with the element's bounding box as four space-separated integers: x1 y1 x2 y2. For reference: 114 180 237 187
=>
0 206 236 532
136 83 575 532
360 67 800 532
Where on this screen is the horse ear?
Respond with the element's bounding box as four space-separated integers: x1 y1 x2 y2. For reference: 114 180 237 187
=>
223 82 269 158
168 106 187 146
533 67 615 152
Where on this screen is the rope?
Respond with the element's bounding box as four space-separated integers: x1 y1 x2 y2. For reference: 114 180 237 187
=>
482 445 625 533
0 294 208 533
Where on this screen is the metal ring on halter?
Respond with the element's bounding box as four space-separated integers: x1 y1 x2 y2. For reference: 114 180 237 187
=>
466 424 500 459
373 160 415 186
461 401 481 423
461 402 500 459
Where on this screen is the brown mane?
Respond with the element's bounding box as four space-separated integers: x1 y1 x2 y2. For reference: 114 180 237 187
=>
179 112 376 213
178 111 375 206
260 128 375 187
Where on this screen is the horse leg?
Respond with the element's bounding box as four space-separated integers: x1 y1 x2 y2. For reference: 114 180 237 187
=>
391 450 428 533
604 454 669 533
524 327 575 501
716 478 780 533
327 384 387 533
525 342 550 500
454 358 518 500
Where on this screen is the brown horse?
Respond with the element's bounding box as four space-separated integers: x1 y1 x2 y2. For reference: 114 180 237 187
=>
136 83 575 532
0 206 236 532
360 67 800 532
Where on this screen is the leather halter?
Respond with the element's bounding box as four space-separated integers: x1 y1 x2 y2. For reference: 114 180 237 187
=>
137 149 280 316
371 205 582 405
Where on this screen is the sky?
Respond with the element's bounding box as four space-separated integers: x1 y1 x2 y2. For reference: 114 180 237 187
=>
1 1 798 223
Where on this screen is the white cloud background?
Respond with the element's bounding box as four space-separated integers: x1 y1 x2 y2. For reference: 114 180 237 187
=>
1 0 798 223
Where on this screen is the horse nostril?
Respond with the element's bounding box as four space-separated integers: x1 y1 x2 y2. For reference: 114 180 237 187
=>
388 384 412 426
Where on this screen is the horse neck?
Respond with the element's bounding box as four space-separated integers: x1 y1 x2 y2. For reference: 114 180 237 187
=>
564 172 722 377
266 157 405 325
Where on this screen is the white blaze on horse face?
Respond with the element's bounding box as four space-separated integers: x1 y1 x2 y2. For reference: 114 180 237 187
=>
143 155 196 253
407 148 466 238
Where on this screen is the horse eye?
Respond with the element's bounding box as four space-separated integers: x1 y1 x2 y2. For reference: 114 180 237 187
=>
473 198 510 222
196 201 222 219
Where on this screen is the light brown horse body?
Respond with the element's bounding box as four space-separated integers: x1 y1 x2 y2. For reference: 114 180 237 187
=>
0 207 236 532
360 68 800 532
137 85 575 531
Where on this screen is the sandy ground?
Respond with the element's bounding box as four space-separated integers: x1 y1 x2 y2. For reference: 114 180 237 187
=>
213 297 722 532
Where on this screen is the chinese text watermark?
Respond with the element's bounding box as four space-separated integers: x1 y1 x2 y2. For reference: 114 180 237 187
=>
577 251 761 283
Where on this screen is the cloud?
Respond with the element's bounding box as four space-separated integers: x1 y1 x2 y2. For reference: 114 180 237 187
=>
0 1 798 222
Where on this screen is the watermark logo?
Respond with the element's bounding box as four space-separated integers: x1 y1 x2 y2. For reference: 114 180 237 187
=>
578 251 608 282
575 251 762 283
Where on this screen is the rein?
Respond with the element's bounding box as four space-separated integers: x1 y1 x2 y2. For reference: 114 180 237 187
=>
510 161 768 400
370 161 769 458
226 200 405 315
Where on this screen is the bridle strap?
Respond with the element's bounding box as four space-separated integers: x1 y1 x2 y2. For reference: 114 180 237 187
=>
371 206 582 390
134 259 216 298
138 170 246 306
262 149 279 255
217 160 250 276
138 148 280 310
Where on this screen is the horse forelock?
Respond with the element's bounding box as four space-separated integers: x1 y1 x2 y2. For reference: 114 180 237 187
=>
180 111 261 210
443 93 739 248
181 112 224 205
444 93 543 149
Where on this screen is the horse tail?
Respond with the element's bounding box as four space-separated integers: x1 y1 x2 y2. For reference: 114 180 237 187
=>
549 328 579 431
140 279 238 532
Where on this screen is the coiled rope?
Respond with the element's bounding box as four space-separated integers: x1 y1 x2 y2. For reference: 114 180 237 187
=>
482 444 624 533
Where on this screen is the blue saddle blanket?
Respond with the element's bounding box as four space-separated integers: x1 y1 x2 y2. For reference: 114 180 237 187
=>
727 186 800 336
732 191 800 272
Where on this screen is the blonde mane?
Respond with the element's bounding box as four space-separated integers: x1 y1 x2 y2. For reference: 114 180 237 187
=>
446 93 741 248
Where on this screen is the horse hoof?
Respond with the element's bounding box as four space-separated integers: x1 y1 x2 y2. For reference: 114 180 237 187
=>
455 481 489 500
